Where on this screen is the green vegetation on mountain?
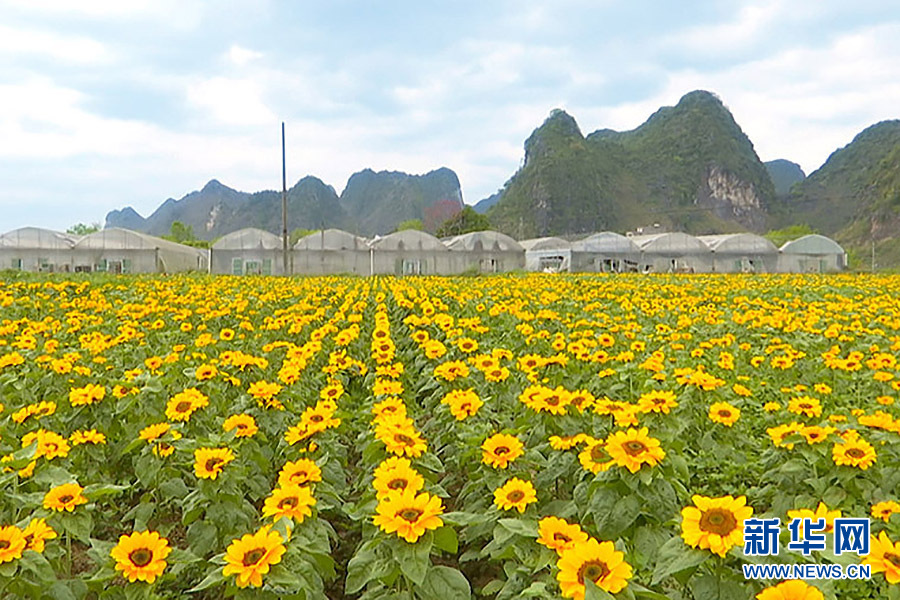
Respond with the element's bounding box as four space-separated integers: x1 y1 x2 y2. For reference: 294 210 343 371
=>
435 206 492 238
765 159 806 196
488 91 775 238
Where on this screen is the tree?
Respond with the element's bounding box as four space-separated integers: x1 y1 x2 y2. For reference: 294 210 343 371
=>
67 222 101 236
164 221 196 244
395 219 423 232
290 228 318 246
764 224 816 248
435 207 492 238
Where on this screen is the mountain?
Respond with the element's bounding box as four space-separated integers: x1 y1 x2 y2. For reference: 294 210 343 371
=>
765 159 806 196
106 168 463 239
473 192 501 214
487 90 775 238
783 120 900 266
340 167 463 236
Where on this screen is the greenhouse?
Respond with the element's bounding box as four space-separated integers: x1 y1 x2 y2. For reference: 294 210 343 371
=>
631 232 713 273
444 230 524 273
698 233 779 273
571 232 642 273
210 228 284 275
520 237 572 272
71 228 207 273
293 229 369 275
368 229 453 275
778 234 847 272
0 227 79 272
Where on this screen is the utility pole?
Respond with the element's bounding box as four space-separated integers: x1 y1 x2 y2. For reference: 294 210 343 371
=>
281 122 288 275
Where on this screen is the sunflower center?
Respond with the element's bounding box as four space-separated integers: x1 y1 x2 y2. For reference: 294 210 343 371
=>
205 458 224 471
399 508 423 522
59 495 74 504
846 448 866 459
387 478 407 490
395 433 414 445
624 441 648 456
242 548 266 566
507 490 525 503
290 472 309 483
699 508 738 536
175 401 192 412
129 548 153 567
590 445 606 461
494 446 509 455
278 497 299 509
718 410 731 417
310 415 324 423
552 532 571 543
800 403 812 410
46 443 58 452
577 560 610 585
886 553 900 568
0 541 9 550
546 396 560 406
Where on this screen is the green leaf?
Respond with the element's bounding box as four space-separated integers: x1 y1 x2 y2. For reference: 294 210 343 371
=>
84 483 128 501
0 560 18 578
60 510 93 542
584 579 616 600
188 568 226 592
631 582 675 600
47 581 78 600
19 550 55 581
650 537 710 585
392 533 432 586
498 518 539 538
433 526 458 554
442 511 488 526
187 521 218 557
417 566 471 600
159 477 189 500
595 494 641 539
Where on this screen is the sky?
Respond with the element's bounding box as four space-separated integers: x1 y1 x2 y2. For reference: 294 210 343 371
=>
2 0 900 232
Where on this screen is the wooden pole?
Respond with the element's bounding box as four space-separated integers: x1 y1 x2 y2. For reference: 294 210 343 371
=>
282 122 288 275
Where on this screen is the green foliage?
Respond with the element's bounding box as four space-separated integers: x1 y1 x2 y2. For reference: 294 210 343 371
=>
435 207 492 238
395 219 424 232
763 224 816 248
290 229 319 246
163 221 196 244
66 223 101 236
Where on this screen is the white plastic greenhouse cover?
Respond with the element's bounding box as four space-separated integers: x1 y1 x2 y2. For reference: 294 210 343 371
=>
212 228 282 250
698 233 778 254
630 232 710 254
369 229 448 251
0 227 78 249
444 230 524 252
294 229 367 251
519 237 572 251
572 232 641 254
780 234 845 255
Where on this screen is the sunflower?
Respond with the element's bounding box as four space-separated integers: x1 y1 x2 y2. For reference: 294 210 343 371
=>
373 489 444 543
165 388 209 422
493 478 537 513
787 396 822 419
537 516 589 555
0 525 26 564
481 433 524 469
110 530 171 583
372 397 407 420
194 447 236 480
756 580 824 600
139 422 171 443
375 418 427 458
556 538 632 598
872 500 900 523
372 457 425 500
578 441 615 474
68 383 105 407
604 427 665 473
799 425 835 445
863 531 900 584
70 429 107 445
680 494 753 557
22 518 57 553
273 460 319 489
787 502 841 533
262 485 316 523
708 402 740 426
222 526 286 588
637 390 678 415
832 436 876 470
43 483 89 512
223 414 258 438
195 364 218 380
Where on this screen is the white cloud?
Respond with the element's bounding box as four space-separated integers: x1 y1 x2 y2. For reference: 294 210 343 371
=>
663 0 787 54
187 77 276 126
0 0 204 22
227 45 263 67
0 24 109 64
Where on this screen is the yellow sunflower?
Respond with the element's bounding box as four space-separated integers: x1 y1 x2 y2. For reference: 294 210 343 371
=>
787 502 841 533
756 580 824 600
872 500 900 523
139 422 170 443
22 518 56 553
832 436 876 470
556 538 632 598
372 489 444 543
222 526 286 588
43 483 89 512
372 457 425 500
193 447 236 480
604 427 665 473
262 485 316 523
277 458 323 488
110 530 172 583
787 396 822 419
680 494 753 557
375 418 427 458
0 525 26 564
481 433 524 469
223 414 258 438
537 516 589 555
637 390 678 414
708 401 740 426
864 531 900 584
578 441 615 474
493 478 537 513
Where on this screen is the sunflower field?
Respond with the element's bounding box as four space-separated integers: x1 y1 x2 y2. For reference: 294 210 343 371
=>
2 272 900 600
